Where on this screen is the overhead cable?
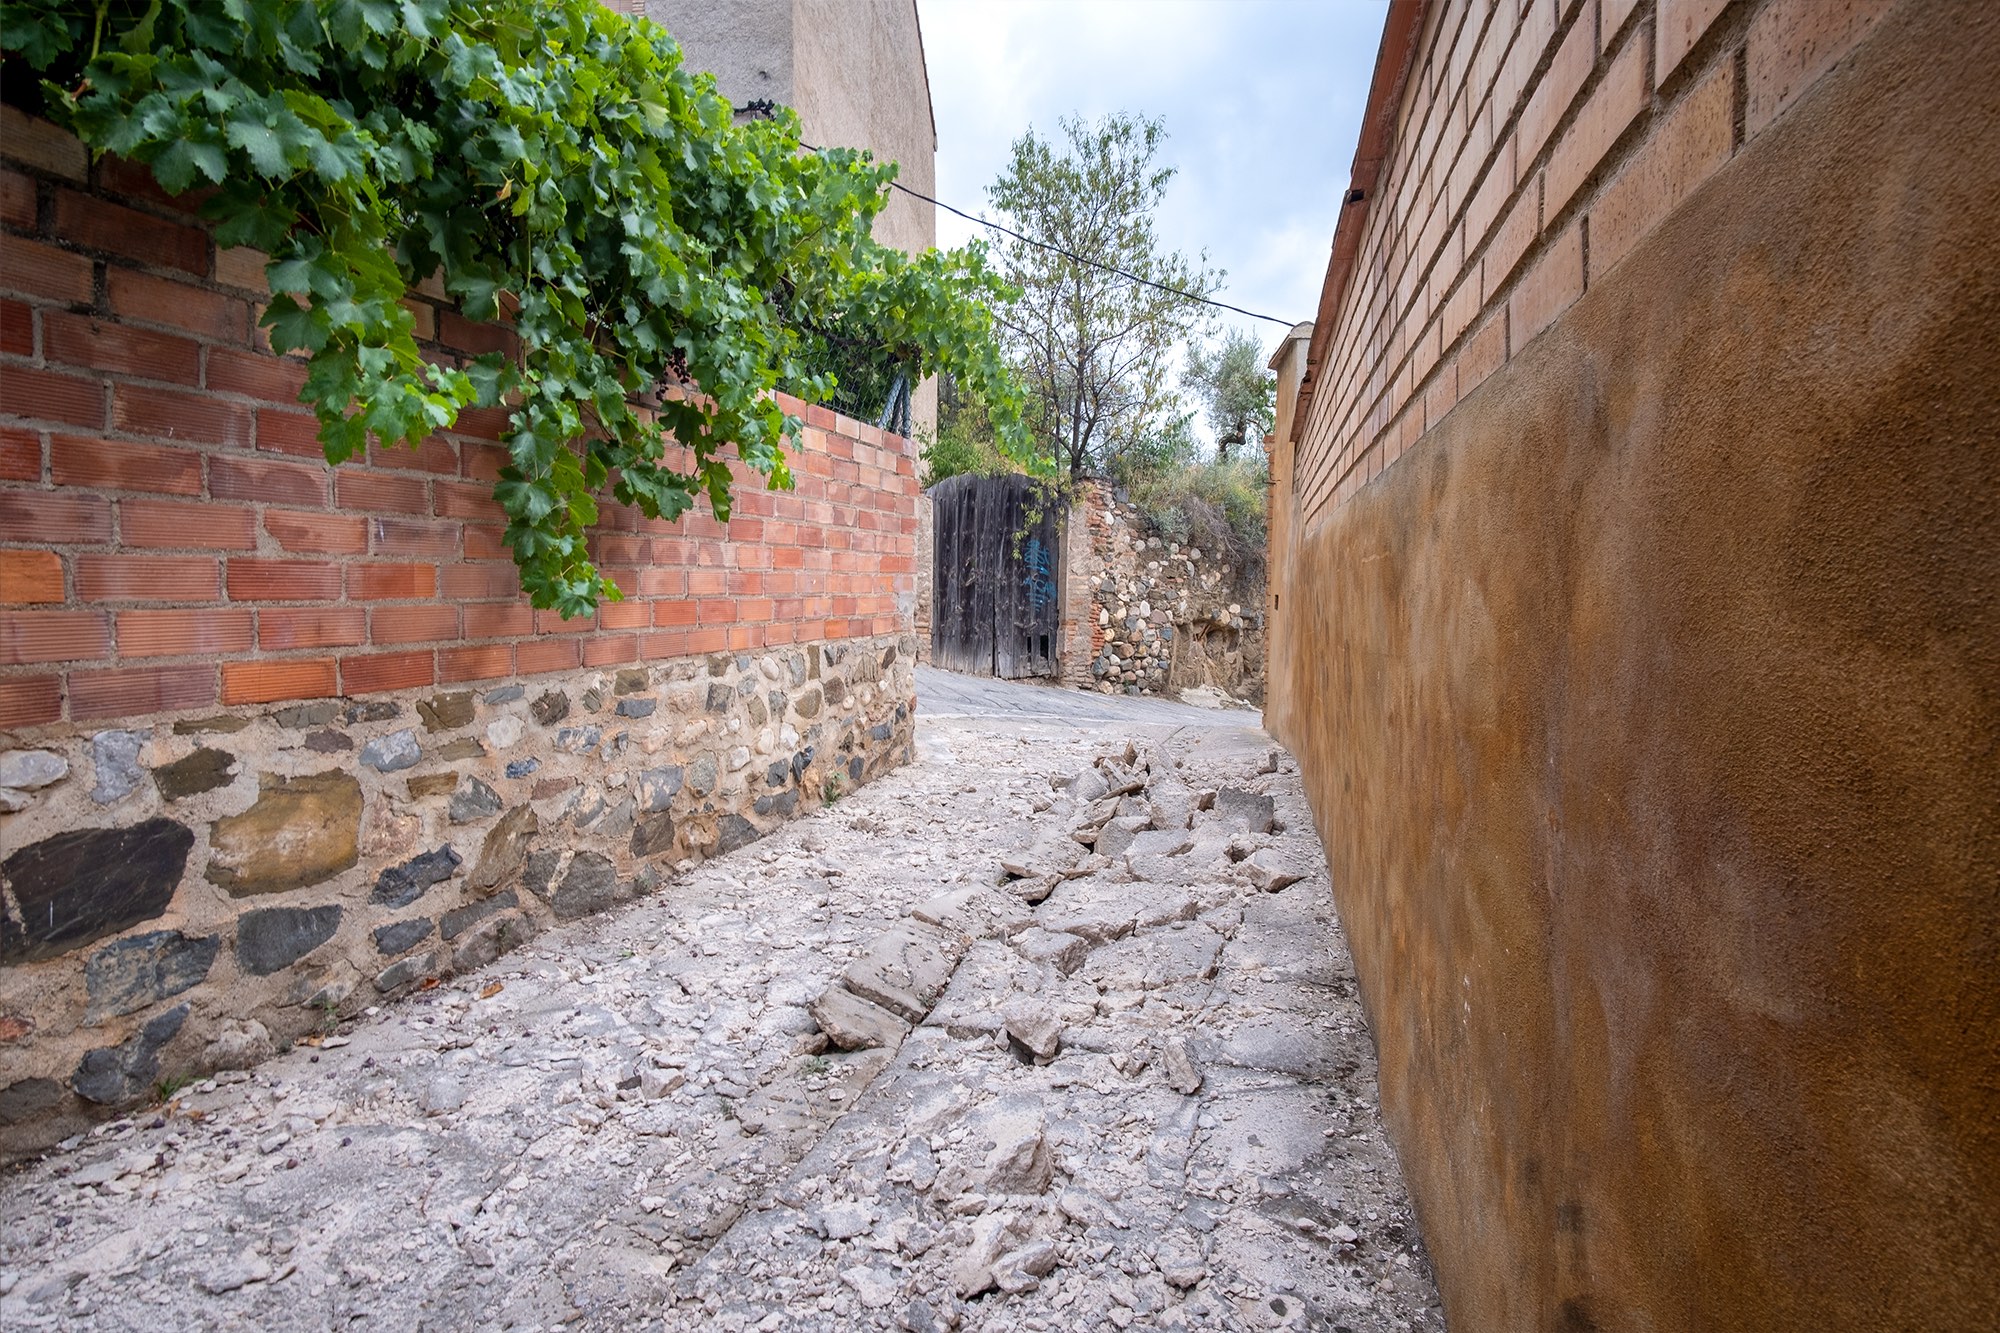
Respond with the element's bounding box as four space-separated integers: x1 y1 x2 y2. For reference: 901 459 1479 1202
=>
736 101 1297 327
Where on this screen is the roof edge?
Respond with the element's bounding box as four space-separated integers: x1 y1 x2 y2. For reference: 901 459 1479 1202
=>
912 0 938 151
1290 0 1432 444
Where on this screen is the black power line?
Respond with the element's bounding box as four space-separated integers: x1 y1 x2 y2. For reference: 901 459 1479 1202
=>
880 175 1295 328
737 101 1296 328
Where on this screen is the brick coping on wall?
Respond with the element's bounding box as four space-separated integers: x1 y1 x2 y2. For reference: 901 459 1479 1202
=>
1285 0 1901 524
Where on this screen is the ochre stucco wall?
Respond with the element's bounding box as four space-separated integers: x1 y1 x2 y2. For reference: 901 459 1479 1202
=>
1273 2 2000 1328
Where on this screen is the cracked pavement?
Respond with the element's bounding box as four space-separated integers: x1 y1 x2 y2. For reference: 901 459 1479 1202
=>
0 667 1445 1332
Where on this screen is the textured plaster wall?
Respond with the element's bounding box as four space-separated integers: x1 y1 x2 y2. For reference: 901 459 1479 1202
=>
1263 324 1310 741
790 0 936 261
1271 2 2000 1328
634 0 935 255
640 0 793 111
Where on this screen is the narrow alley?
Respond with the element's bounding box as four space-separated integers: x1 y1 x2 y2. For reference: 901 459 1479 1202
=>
0 669 1443 1333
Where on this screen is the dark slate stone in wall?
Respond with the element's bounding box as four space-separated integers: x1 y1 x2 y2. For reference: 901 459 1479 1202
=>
469 807 537 892
417 691 475 732
451 910 537 973
151 747 236 800
71 1003 188 1104
596 795 635 843
554 726 599 754
552 853 619 922
375 953 436 994
372 918 434 956
521 849 562 901
716 814 761 855
0 819 194 965
530 690 570 725
84 930 220 1022
174 715 250 735
274 701 339 728
631 812 676 858
370 845 460 908
0 1077 63 1124
236 906 342 976
441 891 517 942
753 790 799 818
449 777 503 824
636 765 683 811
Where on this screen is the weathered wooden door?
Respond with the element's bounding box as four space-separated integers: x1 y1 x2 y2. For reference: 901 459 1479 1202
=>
929 473 1063 678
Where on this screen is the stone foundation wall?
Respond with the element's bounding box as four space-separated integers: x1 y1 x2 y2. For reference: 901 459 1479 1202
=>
0 107 933 1158
0 633 914 1158
1067 482 1265 702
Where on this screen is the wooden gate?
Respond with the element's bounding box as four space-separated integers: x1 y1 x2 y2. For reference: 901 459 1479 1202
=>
929 473 1064 678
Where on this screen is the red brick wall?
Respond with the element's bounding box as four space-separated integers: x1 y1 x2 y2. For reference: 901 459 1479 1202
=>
0 112 919 730
1291 0 1897 523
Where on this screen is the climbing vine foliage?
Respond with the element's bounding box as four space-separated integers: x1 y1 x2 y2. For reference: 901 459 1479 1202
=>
3 0 1026 614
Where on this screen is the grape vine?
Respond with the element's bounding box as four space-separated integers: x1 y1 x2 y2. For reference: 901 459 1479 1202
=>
2 0 1026 613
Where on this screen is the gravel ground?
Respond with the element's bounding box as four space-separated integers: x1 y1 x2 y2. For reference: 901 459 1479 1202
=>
0 670 1446 1332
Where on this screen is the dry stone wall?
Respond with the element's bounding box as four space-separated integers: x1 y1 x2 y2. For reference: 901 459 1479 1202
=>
0 635 914 1157
1065 483 1265 702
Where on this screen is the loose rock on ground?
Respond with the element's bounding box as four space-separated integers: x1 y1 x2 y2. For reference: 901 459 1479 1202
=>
0 669 1444 1332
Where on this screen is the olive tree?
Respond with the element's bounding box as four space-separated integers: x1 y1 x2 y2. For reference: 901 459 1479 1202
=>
985 113 1218 479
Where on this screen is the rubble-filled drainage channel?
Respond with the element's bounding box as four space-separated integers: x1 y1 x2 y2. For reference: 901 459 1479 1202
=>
0 681 1446 1332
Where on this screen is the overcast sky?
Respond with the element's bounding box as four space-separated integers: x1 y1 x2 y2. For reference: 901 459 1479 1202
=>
914 0 1390 367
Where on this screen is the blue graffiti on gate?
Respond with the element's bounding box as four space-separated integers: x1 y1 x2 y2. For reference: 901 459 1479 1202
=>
1023 535 1056 613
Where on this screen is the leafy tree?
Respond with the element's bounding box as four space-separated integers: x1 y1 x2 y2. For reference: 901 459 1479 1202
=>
2 0 1024 614
1108 409 1198 487
1184 327 1275 461
986 113 1218 480
918 373 1010 486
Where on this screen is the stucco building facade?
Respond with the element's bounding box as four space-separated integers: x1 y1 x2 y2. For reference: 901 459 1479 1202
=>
634 0 940 432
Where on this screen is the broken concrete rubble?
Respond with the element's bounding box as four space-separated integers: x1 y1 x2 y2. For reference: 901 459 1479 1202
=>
0 682 1441 1333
